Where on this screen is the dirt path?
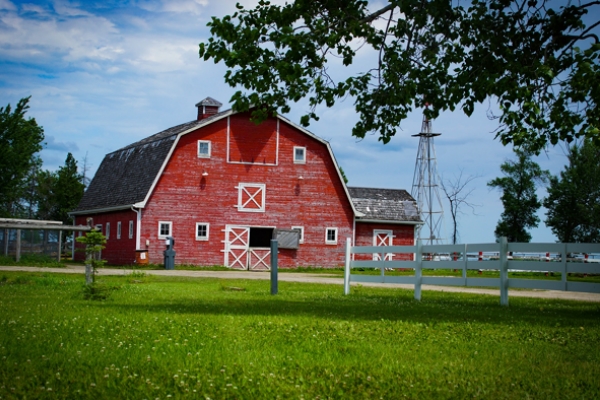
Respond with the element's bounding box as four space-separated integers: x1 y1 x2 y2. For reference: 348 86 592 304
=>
1 265 599 303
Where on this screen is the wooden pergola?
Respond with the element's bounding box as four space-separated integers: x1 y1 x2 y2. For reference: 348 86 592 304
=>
0 218 92 262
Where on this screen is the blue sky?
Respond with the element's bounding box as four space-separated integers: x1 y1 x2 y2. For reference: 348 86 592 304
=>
0 0 585 243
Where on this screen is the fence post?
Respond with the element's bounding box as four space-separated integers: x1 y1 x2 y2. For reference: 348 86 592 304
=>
415 239 422 301
270 239 278 295
499 236 509 306
462 244 467 285
344 238 351 295
15 229 21 263
560 243 567 291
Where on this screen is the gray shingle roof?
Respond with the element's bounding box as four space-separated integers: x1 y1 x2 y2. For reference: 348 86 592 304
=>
195 97 222 108
73 112 228 212
348 187 421 222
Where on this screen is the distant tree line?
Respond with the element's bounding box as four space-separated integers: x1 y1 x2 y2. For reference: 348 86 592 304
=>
0 97 85 231
488 142 600 243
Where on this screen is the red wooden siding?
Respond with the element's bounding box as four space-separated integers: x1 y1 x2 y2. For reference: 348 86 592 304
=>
74 209 137 264
228 114 278 164
354 222 415 261
139 113 354 267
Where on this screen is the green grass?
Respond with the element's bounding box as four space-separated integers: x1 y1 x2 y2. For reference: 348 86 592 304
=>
0 272 599 399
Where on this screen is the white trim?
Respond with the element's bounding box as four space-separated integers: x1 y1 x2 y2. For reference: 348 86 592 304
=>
293 146 306 164
356 219 424 225
325 227 338 245
158 221 172 239
292 226 304 244
195 222 210 241
117 221 122 239
236 183 266 212
197 140 211 158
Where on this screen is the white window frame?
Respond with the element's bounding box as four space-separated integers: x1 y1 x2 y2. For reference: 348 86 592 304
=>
292 226 304 244
117 221 122 239
158 221 172 239
237 183 266 212
195 223 210 241
293 146 306 164
105 222 110 240
198 140 211 158
325 227 338 245
129 220 134 239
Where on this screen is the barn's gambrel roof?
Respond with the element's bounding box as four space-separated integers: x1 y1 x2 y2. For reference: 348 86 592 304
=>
73 111 229 213
348 187 421 223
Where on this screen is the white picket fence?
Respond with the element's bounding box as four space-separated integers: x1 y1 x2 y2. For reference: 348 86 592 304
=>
343 237 600 305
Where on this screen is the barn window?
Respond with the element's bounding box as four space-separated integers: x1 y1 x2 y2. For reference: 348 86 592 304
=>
129 220 134 239
249 227 274 248
325 227 338 245
158 221 172 239
292 226 304 244
117 221 122 239
106 223 110 240
196 223 209 241
198 140 211 158
293 146 306 164
237 183 266 212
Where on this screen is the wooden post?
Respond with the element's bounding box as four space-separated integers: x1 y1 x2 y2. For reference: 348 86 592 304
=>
15 229 21 262
57 231 62 262
270 239 278 295
3 229 7 256
414 239 422 301
499 236 509 306
344 238 351 295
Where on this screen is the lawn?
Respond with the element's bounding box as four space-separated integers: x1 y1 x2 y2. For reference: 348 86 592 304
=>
0 271 599 399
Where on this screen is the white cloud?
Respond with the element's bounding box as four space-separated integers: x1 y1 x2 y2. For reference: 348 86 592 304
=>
0 0 16 11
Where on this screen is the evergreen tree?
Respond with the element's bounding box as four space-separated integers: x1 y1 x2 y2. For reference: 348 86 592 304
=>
544 141 600 242
488 150 549 242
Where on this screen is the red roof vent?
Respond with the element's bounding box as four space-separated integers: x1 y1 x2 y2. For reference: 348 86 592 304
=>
195 97 223 120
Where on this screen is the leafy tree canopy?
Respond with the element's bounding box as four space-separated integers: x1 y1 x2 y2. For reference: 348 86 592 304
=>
544 140 600 242
488 150 549 242
199 0 599 152
0 97 45 217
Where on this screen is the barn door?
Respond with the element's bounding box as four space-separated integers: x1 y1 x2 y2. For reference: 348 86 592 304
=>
373 230 394 261
224 226 250 270
249 249 271 270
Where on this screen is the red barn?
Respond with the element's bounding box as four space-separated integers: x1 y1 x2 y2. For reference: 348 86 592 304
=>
71 98 421 268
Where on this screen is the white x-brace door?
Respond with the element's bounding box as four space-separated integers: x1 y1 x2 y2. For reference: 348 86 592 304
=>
224 226 250 270
373 230 394 261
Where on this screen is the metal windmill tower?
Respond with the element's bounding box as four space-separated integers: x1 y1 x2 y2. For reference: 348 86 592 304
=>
411 109 445 245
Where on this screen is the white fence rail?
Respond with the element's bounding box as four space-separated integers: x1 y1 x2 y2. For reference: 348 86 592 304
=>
343 237 600 306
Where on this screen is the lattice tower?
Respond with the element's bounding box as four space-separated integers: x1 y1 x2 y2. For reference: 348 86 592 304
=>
411 111 446 245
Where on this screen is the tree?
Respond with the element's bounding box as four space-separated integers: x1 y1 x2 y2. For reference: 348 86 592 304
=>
488 150 549 242
440 170 480 244
544 140 600 242
35 153 85 245
199 0 600 152
0 97 45 217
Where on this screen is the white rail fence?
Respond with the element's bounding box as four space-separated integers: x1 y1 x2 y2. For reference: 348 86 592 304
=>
343 237 600 306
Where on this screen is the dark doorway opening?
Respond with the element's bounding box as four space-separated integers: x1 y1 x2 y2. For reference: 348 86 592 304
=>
249 227 274 248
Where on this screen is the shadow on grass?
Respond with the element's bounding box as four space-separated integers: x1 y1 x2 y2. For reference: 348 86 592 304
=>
95 287 600 328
